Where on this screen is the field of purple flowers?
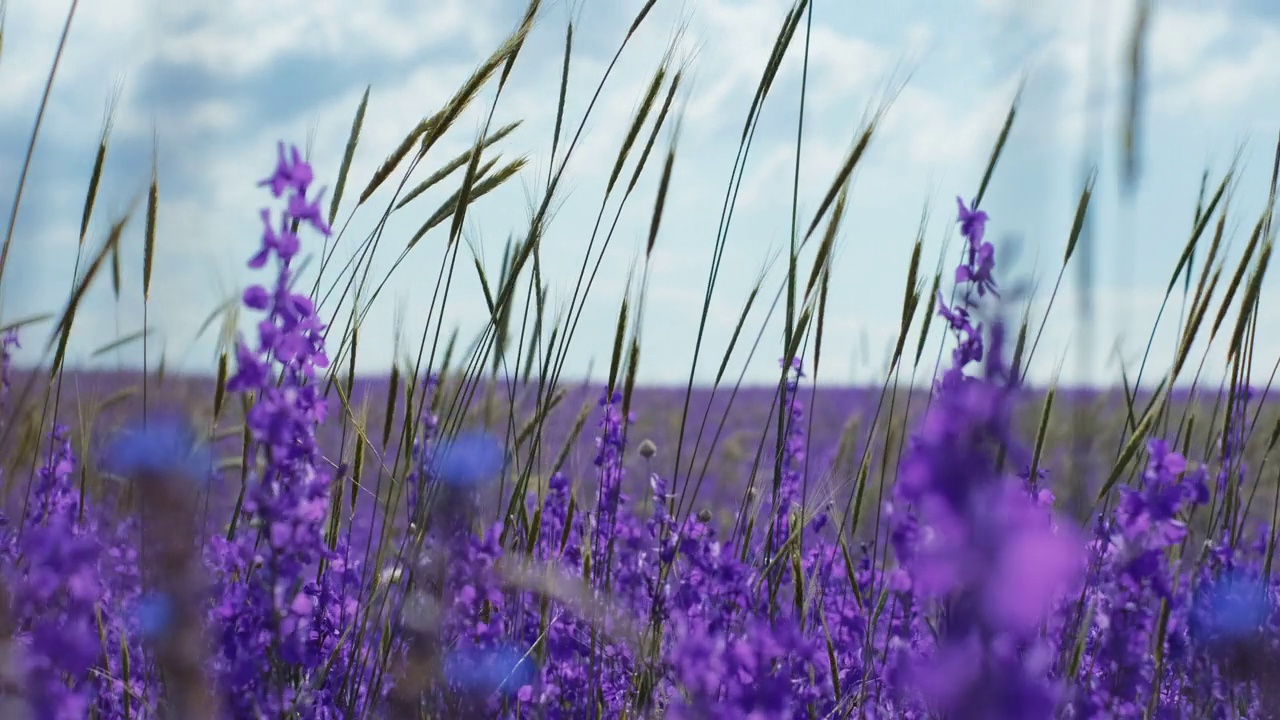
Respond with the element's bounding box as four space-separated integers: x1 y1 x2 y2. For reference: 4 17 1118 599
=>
3 1 1280 719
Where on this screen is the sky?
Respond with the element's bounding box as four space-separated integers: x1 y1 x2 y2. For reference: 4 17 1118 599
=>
1 0 1278 388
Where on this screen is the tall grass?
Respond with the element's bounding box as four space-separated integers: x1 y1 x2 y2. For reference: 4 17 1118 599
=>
0 1 1278 718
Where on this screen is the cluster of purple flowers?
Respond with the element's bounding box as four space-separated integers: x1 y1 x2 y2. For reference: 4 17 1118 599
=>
886 198 1085 719
0 142 1275 720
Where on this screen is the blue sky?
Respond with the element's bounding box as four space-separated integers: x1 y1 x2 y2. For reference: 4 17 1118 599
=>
1 0 1277 388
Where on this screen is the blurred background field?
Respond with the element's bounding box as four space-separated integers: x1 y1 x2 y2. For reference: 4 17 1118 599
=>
13 370 1280 536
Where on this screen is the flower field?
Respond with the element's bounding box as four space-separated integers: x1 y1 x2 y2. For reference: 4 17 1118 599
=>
1 1 1278 718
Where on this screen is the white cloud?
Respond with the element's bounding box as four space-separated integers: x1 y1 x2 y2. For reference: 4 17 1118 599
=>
148 0 480 78
976 0 1066 29
1153 23 1280 114
973 0 1272 143
1147 7 1233 78
890 79 1019 169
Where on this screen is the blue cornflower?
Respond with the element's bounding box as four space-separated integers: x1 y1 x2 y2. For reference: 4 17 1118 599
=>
101 416 212 486
135 593 174 641
443 644 536 696
429 431 505 487
1195 571 1271 642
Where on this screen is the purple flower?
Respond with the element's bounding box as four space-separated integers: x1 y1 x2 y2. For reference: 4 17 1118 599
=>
957 196 988 245
243 284 271 310
982 485 1085 635
287 186 332 236
211 141 365 717
891 196 1080 719
258 141 313 197
248 208 302 268
953 196 998 297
